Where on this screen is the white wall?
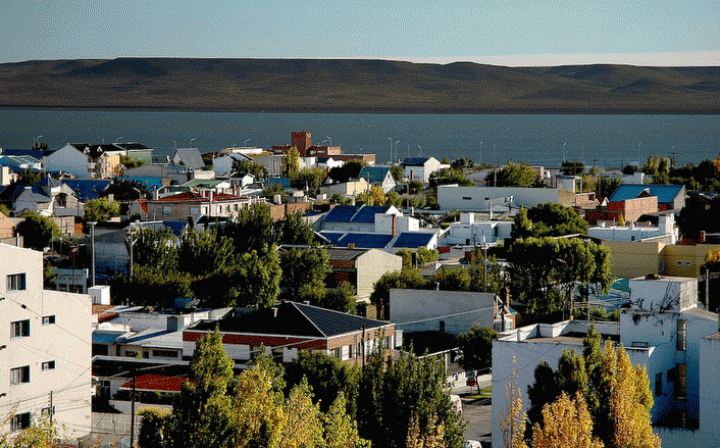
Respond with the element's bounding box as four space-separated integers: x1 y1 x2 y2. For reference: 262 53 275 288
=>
44 145 95 178
437 185 564 212
390 289 496 334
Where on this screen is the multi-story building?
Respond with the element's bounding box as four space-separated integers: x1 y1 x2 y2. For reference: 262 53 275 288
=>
0 243 92 438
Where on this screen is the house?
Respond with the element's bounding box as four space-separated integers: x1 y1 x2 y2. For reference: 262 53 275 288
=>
0 166 14 187
325 247 403 299
491 275 720 448
0 243 92 437
43 144 96 178
124 162 214 185
0 154 43 173
211 152 252 177
61 179 111 202
441 212 514 246
183 301 399 365
113 142 154 165
437 185 575 212
319 178 369 198
144 190 252 221
609 184 686 212
390 289 506 334
317 157 344 170
588 211 678 244
358 166 397 193
602 240 720 279
402 157 441 183
272 131 342 157
172 148 206 170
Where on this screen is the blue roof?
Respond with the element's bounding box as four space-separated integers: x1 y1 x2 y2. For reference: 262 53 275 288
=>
392 232 434 248
324 205 361 223
93 333 121 345
337 233 393 249
319 232 345 244
163 221 188 237
61 179 111 201
404 157 430 166
267 178 291 188
358 166 392 183
350 206 388 223
1 148 51 159
608 184 684 204
125 176 164 191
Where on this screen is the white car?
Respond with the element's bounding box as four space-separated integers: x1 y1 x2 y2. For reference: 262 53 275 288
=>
465 440 482 448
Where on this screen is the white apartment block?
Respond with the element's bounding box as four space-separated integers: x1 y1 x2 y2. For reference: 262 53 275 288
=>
0 244 92 439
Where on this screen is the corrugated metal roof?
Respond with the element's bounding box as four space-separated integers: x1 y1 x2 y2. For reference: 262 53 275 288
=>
609 184 684 204
350 206 388 223
319 232 345 244
61 179 111 201
337 233 392 249
324 205 360 223
358 166 391 183
392 232 434 248
404 157 430 166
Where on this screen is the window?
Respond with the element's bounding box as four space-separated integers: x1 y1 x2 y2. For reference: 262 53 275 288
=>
162 206 171 214
41 407 55 416
439 320 446 332
676 260 683 267
655 373 663 396
462 197 472 200
10 366 30 385
42 361 55 371
10 413 30 431
152 349 179 358
11 320 29 338
7 273 26 291
42 315 55 325
190 206 199 215
677 320 687 351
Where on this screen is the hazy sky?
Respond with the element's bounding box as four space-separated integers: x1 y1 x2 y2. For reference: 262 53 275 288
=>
1 0 718 66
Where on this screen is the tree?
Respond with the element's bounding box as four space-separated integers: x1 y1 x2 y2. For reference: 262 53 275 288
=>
228 245 282 308
367 185 386 206
397 247 439 268
16 212 60 251
120 154 146 169
282 147 301 179
369 267 426 318
390 165 404 182
523 203 589 238
139 407 174 448
221 203 277 254
328 160 366 184
173 329 235 448
278 211 315 246
178 229 234 277
133 227 179 273
0 415 60 448
486 161 537 187
233 159 268 180
456 325 496 390
323 394 370 448
531 392 603 448
511 206 533 240
283 247 331 303
83 197 120 222
560 160 585 176
500 356 527 448
292 167 327 195
320 282 358 314
431 266 472 291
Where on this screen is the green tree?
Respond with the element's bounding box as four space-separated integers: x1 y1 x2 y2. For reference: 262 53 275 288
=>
139 407 174 448
233 159 269 180
485 161 537 187
83 197 120 222
390 165 404 182
16 212 60 251
397 247 439 268
292 167 327 195
0 415 60 448
283 247 331 303
282 147 301 179
278 211 316 246
178 229 234 277
511 206 533 240
560 160 585 176
429 167 475 188
456 325 497 390
328 160 366 184
431 266 472 291
320 282 358 314
120 154 146 169
231 245 282 308
174 329 235 448
221 203 278 254
124 265 194 308
133 227 179 272
524 203 589 238
324 394 370 448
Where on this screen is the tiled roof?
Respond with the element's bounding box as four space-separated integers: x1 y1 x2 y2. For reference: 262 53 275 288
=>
337 233 393 249
350 206 388 223
609 184 684 204
154 191 246 203
392 232 435 248
324 205 361 223
192 301 389 338
120 374 187 393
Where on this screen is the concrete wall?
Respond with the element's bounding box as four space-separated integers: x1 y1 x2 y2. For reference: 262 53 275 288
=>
663 244 720 278
44 145 95 178
602 240 665 278
437 186 572 211
390 289 496 334
355 250 402 298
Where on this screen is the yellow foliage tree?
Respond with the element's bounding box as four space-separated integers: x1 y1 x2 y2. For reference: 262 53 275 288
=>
500 355 528 448
367 185 386 206
531 392 604 448
280 379 324 448
406 413 445 448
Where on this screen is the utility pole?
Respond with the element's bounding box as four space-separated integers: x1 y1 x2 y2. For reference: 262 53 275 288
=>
89 221 97 286
130 371 137 448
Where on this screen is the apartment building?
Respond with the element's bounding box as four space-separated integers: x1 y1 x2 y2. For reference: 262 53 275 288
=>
0 243 92 438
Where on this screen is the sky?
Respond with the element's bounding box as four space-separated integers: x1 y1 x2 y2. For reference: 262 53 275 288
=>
0 0 718 66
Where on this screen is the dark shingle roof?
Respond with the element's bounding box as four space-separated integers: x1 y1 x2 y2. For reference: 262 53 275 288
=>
392 232 435 248
192 301 389 338
325 247 369 261
609 184 684 204
404 157 430 166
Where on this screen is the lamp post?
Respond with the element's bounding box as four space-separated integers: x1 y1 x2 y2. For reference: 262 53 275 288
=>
326 136 332 146
88 221 97 286
35 135 43 147
387 137 392 164
417 145 422 157
244 138 251 146
395 141 400 163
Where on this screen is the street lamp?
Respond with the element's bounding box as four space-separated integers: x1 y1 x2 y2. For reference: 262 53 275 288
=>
190 138 196 147
35 135 43 147
387 137 392 164
326 136 332 146
244 138 251 146
417 145 422 157
395 141 400 163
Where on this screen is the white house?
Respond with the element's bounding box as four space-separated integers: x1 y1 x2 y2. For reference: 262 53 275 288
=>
437 185 575 212
442 212 514 246
403 157 441 183
588 212 678 244
0 243 92 438
492 275 720 448
43 144 96 178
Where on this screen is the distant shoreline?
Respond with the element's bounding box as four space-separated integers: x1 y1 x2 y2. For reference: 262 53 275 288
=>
2 105 718 115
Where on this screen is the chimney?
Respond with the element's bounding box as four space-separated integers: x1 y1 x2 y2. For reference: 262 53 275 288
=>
700 231 706 242
391 214 397 237
272 307 278 318
152 187 159 201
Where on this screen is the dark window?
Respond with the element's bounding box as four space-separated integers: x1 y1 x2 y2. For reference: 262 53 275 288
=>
42 315 56 325
667 368 676 383
439 320 446 332
152 349 179 358
41 406 55 416
11 320 30 338
11 412 30 431
462 197 472 200
42 361 55 371
677 320 687 351
10 366 30 385
655 373 663 396
7 273 26 291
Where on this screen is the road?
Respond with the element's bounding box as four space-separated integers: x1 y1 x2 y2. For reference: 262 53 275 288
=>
451 374 493 446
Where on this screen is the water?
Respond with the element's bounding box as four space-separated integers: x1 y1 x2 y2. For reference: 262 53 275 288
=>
0 110 718 168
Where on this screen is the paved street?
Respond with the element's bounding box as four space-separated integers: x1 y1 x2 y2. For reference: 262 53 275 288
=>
451 374 493 446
